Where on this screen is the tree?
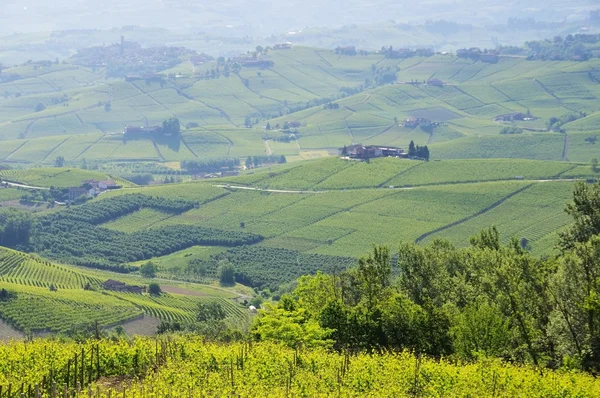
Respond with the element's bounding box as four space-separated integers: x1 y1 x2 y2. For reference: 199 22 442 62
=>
34 103 46 112
252 299 333 349
196 302 227 323
162 117 181 136
55 156 65 168
278 155 286 164
104 102 111 112
244 116 252 128
0 208 34 247
148 283 162 296
559 181 600 251
408 140 416 157
266 122 271 130
140 262 157 278
592 158 598 173
218 261 235 285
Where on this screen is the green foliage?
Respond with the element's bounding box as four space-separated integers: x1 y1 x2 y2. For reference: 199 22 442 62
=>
30 194 263 271
218 261 235 285
0 208 33 248
200 246 355 291
139 262 157 278
500 126 524 134
196 301 226 323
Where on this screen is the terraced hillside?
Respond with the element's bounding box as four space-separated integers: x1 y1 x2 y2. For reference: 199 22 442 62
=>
0 246 252 335
0 48 599 165
59 157 592 290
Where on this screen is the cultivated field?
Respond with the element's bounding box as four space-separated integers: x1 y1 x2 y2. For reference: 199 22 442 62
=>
0 49 599 165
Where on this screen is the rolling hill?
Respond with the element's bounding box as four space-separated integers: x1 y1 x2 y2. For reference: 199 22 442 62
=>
0 47 599 167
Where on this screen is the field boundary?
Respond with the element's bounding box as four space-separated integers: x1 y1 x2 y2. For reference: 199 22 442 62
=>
415 183 534 243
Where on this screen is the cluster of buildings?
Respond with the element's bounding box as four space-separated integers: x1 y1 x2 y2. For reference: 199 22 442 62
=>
273 43 292 50
494 112 535 122
343 144 406 159
403 117 436 128
71 36 196 75
123 125 162 137
382 47 435 59
67 179 119 201
231 57 274 68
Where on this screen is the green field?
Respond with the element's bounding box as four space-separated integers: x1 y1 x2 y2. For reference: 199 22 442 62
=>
1 48 599 165
0 168 134 188
77 157 591 262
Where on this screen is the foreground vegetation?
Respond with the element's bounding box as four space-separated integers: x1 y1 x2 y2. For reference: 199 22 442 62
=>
1 337 599 397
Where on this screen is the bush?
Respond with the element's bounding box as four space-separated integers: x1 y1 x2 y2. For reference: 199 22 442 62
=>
148 283 161 296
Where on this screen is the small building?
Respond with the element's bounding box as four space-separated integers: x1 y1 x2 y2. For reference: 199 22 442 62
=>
124 125 162 137
99 180 118 190
67 187 88 201
345 144 404 159
103 280 144 294
273 43 292 50
494 112 527 122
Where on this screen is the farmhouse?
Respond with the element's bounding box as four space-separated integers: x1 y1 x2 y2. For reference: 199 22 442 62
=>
404 117 432 128
273 43 292 50
494 112 531 122
67 187 88 201
103 280 144 294
231 57 274 68
124 125 162 137
345 144 405 159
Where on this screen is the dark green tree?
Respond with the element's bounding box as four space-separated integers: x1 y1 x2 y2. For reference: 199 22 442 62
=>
218 261 235 285
148 283 162 296
408 140 416 157
196 302 227 323
55 156 65 168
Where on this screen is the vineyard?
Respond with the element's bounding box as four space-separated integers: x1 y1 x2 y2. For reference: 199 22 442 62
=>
0 337 599 397
27 194 263 271
0 169 133 189
0 246 250 334
198 246 357 291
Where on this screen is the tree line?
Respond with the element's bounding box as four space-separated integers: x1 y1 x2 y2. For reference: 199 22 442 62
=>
249 181 600 372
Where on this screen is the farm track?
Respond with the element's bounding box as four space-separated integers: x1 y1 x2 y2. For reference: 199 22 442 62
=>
266 67 320 97
214 178 581 195
39 136 71 164
21 121 35 139
415 184 535 243
3 140 29 161
562 134 570 162
234 74 282 103
74 133 106 160
179 136 199 158
152 141 166 161
313 51 333 67
534 78 578 113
